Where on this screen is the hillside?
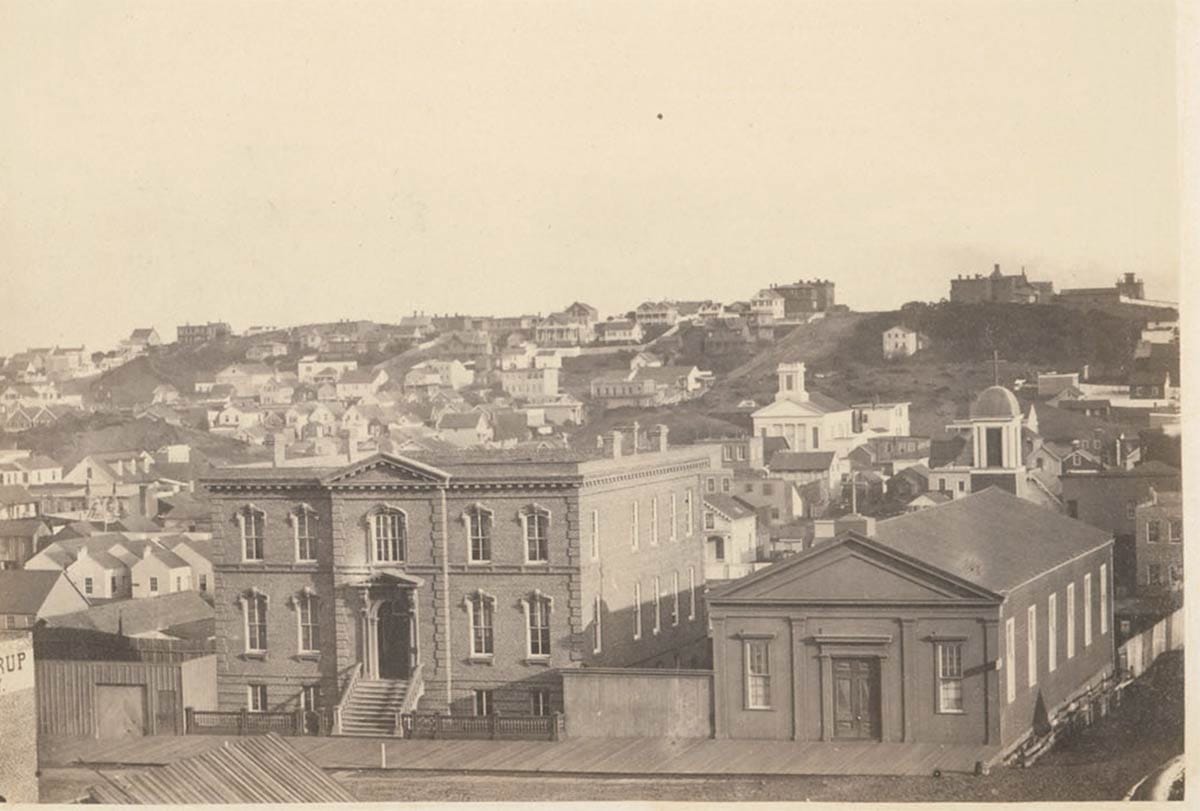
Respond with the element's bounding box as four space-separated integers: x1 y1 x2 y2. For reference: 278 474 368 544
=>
3 413 270 469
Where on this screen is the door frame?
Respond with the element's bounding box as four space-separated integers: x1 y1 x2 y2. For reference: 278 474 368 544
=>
813 634 892 742
830 656 882 741
361 587 420 680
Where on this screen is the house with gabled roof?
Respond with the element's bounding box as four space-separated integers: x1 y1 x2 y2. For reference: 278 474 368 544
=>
708 488 1114 760
436 410 493 447
0 569 89 628
751 363 859 462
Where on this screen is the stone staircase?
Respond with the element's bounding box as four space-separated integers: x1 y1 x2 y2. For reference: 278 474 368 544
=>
338 679 409 737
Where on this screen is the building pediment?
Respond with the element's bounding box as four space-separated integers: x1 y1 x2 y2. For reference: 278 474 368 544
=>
709 534 1001 605
751 399 826 419
322 453 450 487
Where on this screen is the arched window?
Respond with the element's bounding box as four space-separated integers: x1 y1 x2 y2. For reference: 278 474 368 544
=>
291 504 318 562
238 589 269 653
238 506 265 561
520 505 550 563
464 590 495 656
463 505 493 563
294 589 319 653
369 507 407 563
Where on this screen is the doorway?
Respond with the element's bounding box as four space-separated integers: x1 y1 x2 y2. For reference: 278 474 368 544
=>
377 599 412 680
96 684 147 739
832 658 881 741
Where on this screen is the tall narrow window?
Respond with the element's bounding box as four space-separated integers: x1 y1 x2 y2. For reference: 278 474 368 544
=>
631 501 640 550
473 689 493 716
1083 574 1093 647
1066 583 1076 659
652 575 661 635
240 506 265 561
523 506 550 563
84 577 94 595
669 494 678 541
468 592 494 656
372 508 406 562
1027 605 1038 688
526 594 551 657
294 506 316 562
688 567 696 620
936 642 964 712
530 690 551 717
590 510 600 561
633 581 642 640
650 498 659 545
1005 618 1016 703
685 489 695 536
248 684 267 712
297 592 320 653
1099 564 1108 635
745 639 771 709
245 593 268 653
466 506 492 563
1047 594 1058 673
671 571 680 626
592 594 602 654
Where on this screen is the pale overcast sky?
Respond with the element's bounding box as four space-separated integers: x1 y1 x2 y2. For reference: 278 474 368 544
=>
0 0 1182 355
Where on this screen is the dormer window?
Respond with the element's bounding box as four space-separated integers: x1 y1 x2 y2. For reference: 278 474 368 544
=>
370 507 407 563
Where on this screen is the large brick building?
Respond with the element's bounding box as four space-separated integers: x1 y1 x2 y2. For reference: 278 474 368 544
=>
201 433 716 732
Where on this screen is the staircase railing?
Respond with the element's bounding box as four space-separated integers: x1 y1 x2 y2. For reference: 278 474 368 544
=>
333 662 363 735
394 662 425 736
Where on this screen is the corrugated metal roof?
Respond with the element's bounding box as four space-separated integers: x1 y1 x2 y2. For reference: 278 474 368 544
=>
85 733 355 804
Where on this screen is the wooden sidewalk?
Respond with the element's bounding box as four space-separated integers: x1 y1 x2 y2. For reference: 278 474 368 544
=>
43 734 999 777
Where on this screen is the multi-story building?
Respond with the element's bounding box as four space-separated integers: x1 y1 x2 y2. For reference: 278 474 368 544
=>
499 368 560 401
177 322 232 346
201 432 715 731
769 279 837 318
881 326 928 359
950 264 1054 304
1133 487 1182 595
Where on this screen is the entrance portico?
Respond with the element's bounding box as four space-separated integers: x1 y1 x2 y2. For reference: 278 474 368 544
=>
349 572 424 681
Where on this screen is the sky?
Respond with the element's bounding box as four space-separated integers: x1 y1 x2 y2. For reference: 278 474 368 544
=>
0 0 1183 355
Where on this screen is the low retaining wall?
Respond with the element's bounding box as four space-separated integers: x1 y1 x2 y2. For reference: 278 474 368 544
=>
561 667 713 739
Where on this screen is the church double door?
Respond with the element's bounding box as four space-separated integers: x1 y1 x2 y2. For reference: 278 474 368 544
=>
832 658 881 741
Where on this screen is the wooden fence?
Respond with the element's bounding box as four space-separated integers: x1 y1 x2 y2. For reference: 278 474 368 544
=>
1117 606 1185 679
399 712 563 741
561 668 714 739
186 707 330 736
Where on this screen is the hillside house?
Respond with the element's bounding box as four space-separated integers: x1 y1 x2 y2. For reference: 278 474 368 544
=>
629 351 663 370
634 301 679 327
852 402 913 439
767 451 838 492
561 302 600 328
246 341 289 361
750 289 787 323
298 356 358 384
0 518 52 569
1133 488 1182 596
215 363 275 397
259 377 296 406
0 485 40 520
1128 369 1172 400
177 321 231 345
751 363 857 460
132 544 193 598
336 368 388 401
436 411 494 447
888 463 930 501
596 319 644 345
950 264 1054 304
404 360 473 395
708 489 1113 755
499 343 539 370
704 320 753 354
499 368 560 401
535 313 593 347
881 326 928 359
703 494 764 582
0 570 88 629
520 394 584 427
122 328 162 356
0 453 63 486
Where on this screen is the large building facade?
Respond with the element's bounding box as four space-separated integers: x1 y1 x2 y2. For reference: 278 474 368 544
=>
201 440 715 725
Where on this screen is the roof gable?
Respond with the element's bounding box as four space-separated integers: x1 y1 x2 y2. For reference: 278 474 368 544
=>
751 398 831 419
710 535 1000 605
321 452 450 486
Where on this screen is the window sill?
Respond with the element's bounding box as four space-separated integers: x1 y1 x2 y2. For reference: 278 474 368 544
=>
744 706 773 712
524 657 552 666
468 655 495 665
935 709 966 716
295 652 320 662
242 651 268 661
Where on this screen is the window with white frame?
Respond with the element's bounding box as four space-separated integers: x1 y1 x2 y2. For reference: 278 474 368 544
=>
1048 593 1058 672
248 684 267 712
297 591 319 653
1083 574 1093 647
239 506 265 561
592 594 602 654
371 507 406 563
84 577 93 595
150 577 159 593
631 501 640 550
671 571 680 626
473 689 493 716
936 642 964 713
1066 582 1076 659
633 581 642 640
1099 564 1108 635
522 506 550 563
652 575 661 635
744 639 771 709
467 591 495 656
685 489 694 536
688 567 696 620
531 690 551 716
525 592 552 657
650 497 659 545
244 591 268 653
1027 604 1038 688
590 510 600 561
292 505 317 562
465 505 493 563
1005 617 1016 703
669 494 678 541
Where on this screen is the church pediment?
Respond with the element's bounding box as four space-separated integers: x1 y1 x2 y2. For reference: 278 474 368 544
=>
322 453 450 487
710 534 1000 605
751 399 825 419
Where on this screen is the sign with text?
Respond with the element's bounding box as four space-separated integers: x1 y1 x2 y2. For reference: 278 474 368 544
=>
0 633 34 696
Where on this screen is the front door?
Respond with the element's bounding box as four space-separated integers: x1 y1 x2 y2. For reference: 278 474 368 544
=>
832 658 881 740
377 599 411 680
